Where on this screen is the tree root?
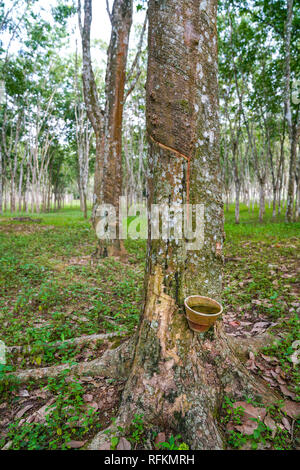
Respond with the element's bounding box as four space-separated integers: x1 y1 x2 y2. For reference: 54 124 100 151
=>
6 338 135 384
87 323 281 451
6 332 125 355
215 323 281 405
227 329 278 360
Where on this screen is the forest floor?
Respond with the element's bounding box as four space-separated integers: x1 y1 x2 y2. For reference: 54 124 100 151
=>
0 204 299 450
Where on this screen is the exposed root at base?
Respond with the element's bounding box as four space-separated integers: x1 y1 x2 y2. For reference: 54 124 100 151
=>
6 338 135 384
86 326 281 451
6 332 126 355
228 328 278 360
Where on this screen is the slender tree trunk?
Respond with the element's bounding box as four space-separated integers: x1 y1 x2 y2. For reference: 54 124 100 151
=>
278 157 285 216
74 40 90 220
10 178 16 213
234 178 240 224
286 122 300 221
259 177 265 223
232 145 240 225
296 147 300 220
284 0 300 222
272 185 277 219
17 152 26 212
4 183 7 212
97 0 132 257
25 160 30 213
0 149 3 215
79 0 132 255
78 0 104 224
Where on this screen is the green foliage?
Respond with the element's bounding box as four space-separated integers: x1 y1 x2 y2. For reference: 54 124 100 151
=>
0 371 101 450
0 205 299 450
158 435 189 451
263 315 300 398
128 414 145 445
222 396 294 450
221 396 244 425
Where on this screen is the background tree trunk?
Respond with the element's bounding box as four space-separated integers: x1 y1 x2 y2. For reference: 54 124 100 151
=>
79 0 132 256
78 0 104 221
97 0 132 257
284 0 299 222
0 149 3 214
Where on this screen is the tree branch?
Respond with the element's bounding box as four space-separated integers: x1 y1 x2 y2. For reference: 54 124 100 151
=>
124 11 148 101
77 0 103 135
126 11 147 84
106 0 112 23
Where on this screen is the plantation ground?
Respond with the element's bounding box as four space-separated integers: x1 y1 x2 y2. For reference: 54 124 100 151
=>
0 205 299 450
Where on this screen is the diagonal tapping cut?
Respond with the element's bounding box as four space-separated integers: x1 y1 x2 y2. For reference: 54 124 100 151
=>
148 134 191 207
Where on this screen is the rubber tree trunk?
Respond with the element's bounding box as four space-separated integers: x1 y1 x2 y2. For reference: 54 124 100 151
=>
10 178 16 213
286 124 299 221
272 185 277 219
235 182 240 224
0 149 2 215
258 178 265 223
78 1 105 230
88 0 277 450
96 0 132 257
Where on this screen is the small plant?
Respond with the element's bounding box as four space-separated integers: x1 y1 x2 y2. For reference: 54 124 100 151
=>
0 371 100 450
128 414 145 446
0 364 19 398
158 434 189 450
221 396 244 425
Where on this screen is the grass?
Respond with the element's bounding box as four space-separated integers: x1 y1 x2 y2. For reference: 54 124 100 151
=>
0 202 299 449
0 207 144 360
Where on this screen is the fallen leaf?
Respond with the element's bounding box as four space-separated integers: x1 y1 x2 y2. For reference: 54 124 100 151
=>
18 389 29 397
66 440 86 449
282 400 300 419
260 354 279 363
117 437 131 450
15 404 34 420
31 398 55 423
279 385 296 399
233 402 266 420
83 394 93 403
282 417 291 433
246 359 257 371
235 420 258 435
98 442 111 450
264 415 276 433
262 376 276 387
87 402 99 411
155 432 166 446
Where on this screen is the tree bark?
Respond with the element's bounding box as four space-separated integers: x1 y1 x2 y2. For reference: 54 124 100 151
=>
284 0 300 222
79 0 132 256
96 0 132 257
258 176 266 223
78 0 104 222
286 119 300 221
0 148 3 215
